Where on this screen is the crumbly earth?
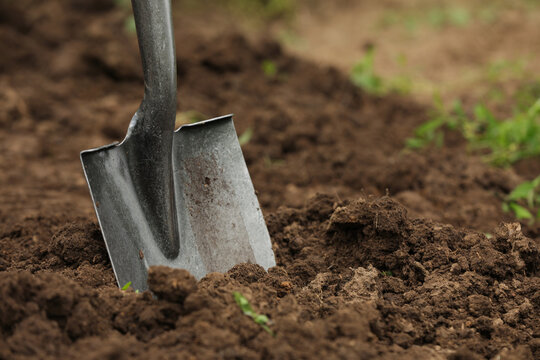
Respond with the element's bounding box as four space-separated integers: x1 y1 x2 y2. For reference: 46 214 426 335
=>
0 1 538 359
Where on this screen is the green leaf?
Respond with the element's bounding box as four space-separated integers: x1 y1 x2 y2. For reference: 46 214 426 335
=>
254 314 269 324
238 127 253 146
507 181 536 201
509 203 533 220
415 118 444 136
350 47 385 95
473 104 494 123
233 292 275 336
405 137 426 149
121 281 132 291
261 60 278 78
124 16 136 34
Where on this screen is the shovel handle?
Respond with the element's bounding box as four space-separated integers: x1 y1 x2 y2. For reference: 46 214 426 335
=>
130 0 177 134
122 0 180 260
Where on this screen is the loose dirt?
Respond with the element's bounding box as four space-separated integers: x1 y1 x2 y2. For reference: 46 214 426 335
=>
0 1 538 359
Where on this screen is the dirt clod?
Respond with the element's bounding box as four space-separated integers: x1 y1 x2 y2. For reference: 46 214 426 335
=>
147 266 198 303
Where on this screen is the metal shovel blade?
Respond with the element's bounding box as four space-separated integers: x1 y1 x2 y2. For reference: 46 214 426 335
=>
81 115 275 291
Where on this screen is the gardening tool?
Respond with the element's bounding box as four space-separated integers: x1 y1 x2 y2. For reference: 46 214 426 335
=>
80 0 275 291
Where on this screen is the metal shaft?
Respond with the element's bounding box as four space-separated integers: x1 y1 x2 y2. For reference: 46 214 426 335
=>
124 0 179 258
130 0 176 134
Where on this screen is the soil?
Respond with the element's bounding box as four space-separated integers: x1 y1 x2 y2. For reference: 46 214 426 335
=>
281 0 540 103
0 0 539 359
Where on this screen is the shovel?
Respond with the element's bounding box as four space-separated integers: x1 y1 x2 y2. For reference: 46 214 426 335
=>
80 0 275 291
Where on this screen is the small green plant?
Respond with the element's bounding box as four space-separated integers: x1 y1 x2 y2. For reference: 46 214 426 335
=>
350 47 384 95
464 100 540 166
124 16 136 34
381 270 393 276
261 60 278 78
114 0 136 34
238 127 253 146
233 292 275 336
503 176 540 223
350 49 412 96
405 95 466 149
407 97 540 167
121 281 132 291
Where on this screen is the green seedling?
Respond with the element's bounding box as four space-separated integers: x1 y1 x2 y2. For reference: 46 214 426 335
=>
238 127 253 146
114 0 136 34
233 291 275 336
381 270 393 276
350 47 384 95
261 60 278 78
405 95 466 149
121 281 139 293
351 49 413 95
124 16 136 34
464 100 540 167
503 176 540 223
407 96 540 167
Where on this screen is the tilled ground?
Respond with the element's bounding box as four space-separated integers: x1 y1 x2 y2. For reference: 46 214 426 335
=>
0 1 538 359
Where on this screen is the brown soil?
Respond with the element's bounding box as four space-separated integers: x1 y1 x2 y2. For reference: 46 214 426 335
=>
282 0 540 103
0 1 538 359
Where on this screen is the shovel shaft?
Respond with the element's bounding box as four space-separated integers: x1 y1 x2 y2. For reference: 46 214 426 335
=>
121 0 179 259
130 0 177 135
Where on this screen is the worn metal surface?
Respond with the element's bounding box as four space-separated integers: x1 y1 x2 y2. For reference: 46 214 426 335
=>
80 0 275 291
